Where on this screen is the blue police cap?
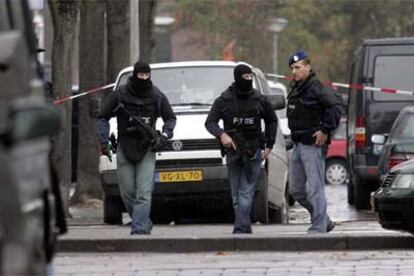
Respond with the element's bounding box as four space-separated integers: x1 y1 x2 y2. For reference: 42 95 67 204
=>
288 51 308 67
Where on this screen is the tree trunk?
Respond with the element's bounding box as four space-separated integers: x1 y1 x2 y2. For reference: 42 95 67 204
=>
105 0 131 83
48 0 79 215
139 0 157 62
71 0 106 204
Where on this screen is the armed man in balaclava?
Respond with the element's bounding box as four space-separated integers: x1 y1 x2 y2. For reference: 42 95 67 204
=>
96 61 176 235
205 63 277 234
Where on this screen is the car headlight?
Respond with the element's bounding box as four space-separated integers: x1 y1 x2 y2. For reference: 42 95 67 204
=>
391 174 414 189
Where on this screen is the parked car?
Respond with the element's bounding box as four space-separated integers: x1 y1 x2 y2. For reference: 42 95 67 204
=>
373 159 414 234
372 106 414 181
325 118 349 185
99 61 289 225
0 1 62 275
266 79 291 142
347 37 414 209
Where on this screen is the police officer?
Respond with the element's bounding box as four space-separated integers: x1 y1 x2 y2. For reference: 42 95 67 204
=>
96 61 176 235
286 51 342 234
205 63 277 234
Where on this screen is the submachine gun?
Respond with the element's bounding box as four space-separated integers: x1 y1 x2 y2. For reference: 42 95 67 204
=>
220 128 260 182
121 105 168 151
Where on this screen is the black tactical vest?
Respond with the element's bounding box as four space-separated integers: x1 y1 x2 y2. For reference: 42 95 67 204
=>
221 89 265 151
287 96 322 131
116 86 160 162
287 77 325 144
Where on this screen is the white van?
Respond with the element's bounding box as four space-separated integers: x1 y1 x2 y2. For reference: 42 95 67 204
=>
99 61 289 224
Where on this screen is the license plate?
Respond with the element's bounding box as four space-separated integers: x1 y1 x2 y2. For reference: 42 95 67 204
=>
157 170 203 183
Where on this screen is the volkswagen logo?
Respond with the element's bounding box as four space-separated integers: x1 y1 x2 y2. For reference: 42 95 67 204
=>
171 140 183 151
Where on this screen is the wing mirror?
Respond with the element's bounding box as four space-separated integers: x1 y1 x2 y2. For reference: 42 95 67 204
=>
371 134 387 145
9 104 60 143
267 94 286 110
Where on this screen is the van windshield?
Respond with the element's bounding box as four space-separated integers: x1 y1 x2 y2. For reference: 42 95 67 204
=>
117 66 259 106
389 113 414 140
373 55 414 101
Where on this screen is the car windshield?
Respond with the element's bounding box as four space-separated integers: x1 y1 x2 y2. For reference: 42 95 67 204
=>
389 113 414 140
117 66 258 106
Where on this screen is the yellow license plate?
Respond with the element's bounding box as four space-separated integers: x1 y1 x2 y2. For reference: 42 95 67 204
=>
158 170 203 182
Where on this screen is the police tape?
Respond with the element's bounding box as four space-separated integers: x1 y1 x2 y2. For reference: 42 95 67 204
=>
53 73 414 105
53 83 115 105
266 73 414 96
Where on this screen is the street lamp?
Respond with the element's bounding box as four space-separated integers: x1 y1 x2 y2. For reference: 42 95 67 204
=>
154 15 175 62
267 17 287 74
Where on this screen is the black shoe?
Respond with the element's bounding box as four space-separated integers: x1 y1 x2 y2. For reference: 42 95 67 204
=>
130 230 150 235
327 221 336 233
233 229 252 234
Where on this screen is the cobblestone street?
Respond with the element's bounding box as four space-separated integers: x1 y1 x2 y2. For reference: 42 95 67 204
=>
54 184 403 276
55 250 414 276
289 183 376 224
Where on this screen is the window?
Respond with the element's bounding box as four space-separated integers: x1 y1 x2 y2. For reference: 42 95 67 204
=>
117 66 260 106
390 114 414 140
0 1 11 30
373 55 414 101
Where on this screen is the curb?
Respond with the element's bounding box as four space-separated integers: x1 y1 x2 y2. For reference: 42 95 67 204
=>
57 235 414 253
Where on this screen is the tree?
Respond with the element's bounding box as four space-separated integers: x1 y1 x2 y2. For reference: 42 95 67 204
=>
176 0 280 72
105 0 130 83
139 0 157 62
71 0 106 204
48 0 79 214
175 0 414 83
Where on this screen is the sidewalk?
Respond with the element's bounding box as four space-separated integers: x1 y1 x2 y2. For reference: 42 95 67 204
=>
60 201 414 253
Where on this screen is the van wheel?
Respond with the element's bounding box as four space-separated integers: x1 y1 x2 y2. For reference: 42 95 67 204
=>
104 196 123 225
347 181 354 205
251 171 269 223
353 174 370 209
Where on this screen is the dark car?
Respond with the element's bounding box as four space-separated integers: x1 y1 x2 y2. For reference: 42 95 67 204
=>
347 37 414 209
373 159 414 233
0 1 62 275
372 106 414 181
325 118 349 185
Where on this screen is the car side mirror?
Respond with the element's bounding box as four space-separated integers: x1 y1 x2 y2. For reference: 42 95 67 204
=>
267 94 286 110
0 31 31 100
10 105 60 143
371 134 387 145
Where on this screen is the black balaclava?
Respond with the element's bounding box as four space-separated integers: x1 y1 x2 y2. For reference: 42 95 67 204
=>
129 61 153 95
233 64 253 98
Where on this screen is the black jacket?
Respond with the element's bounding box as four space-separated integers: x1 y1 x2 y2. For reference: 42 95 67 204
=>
96 80 176 161
287 72 342 144
205 84 277 149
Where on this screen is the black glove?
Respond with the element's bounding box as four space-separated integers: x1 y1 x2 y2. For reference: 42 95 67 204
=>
100 143 112 162
151 133 169 152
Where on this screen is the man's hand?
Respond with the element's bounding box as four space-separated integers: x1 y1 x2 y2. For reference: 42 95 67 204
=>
262 148 272 160
152 133 169 152
220 132 237 151
100 143 112 162
313 130 328 146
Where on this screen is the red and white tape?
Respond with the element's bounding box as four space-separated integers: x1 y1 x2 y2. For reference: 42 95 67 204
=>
52 73 414 105
53 83 115 105
266 73 414 96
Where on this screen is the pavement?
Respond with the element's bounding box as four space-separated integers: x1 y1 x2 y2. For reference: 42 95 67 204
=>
60 198 414 253
54 250 414 276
